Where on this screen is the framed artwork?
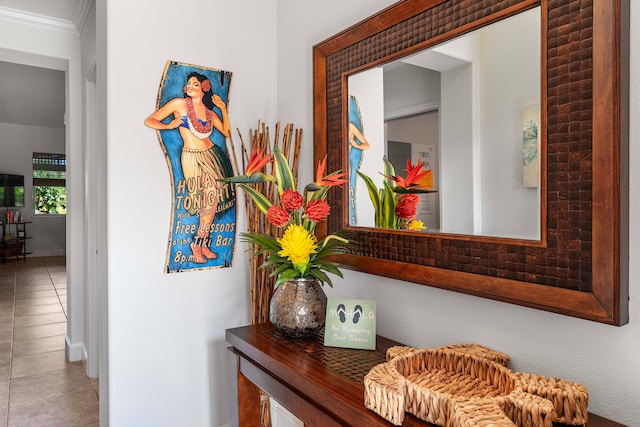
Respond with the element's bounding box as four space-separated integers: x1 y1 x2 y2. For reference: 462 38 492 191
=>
417 146 435 214
522 105 540 188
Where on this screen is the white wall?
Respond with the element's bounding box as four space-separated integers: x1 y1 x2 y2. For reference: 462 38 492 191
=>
80 0 102 392
0 123 66 256
277 1 640 425
95 1 109 423
0 10 85 366
440 64 474 233
348 67 385 228
478 7 540 239
383 64 441 117
105 0 276 425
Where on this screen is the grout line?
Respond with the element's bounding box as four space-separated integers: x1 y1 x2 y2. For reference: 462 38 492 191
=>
2 257 96 425
46 264 68 320
5 259 16 427
5 257 69 426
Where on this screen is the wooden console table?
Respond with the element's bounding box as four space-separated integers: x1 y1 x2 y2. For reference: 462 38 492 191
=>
226 324 625 427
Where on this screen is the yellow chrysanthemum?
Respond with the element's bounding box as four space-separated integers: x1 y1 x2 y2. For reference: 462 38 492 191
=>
407 219 426 230
277 224 317 272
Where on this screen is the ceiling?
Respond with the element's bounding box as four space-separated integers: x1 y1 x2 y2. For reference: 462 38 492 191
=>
0 0 88 129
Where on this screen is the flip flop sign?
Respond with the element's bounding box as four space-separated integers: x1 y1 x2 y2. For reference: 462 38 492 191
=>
324 298 376 350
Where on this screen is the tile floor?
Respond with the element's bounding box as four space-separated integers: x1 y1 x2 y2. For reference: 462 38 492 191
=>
0 256 99 426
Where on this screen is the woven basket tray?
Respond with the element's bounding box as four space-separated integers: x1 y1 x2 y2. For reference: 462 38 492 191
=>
364 344 588 427
2 241 23 257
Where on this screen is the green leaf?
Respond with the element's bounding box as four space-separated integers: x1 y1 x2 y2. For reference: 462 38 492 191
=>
275 269 300 287
381 181 398 228
392 187 438 194
258 258 276 271
315 235 349 262
357 170 381 214
316 248 348 260
218 172 274 184
270 262 294 277
355 167 400 228
241 232 281 252
308 268 333 287
317 234 349 251
314 260 344 277
273 146 296 194
383 156 396 188
237 185 273 215
304 183 330 202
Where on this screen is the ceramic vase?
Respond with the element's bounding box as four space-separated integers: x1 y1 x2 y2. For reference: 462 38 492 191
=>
269 277 327 338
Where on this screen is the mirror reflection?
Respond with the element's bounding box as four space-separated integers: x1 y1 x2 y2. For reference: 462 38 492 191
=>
347 7 541 240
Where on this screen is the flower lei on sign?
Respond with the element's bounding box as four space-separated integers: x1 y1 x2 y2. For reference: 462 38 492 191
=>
357 156 435 230
185 97 213 137
222 145 349 287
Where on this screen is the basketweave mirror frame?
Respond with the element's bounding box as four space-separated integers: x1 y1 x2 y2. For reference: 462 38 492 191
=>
312 0 629 325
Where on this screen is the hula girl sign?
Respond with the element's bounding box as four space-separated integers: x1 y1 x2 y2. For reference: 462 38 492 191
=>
145 61 236 273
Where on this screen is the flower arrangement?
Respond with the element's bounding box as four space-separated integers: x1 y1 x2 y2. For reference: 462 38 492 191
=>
222 145 349 287
357 156 434 230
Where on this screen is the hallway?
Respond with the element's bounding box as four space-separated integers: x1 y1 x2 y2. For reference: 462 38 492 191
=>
0 256 99 426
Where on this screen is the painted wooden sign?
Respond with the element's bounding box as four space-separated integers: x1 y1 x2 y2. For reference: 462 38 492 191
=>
145 61 236 273
324 298 376 350
348 95 371 226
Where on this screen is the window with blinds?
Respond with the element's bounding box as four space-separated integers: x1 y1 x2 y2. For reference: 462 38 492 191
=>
32 152 66 214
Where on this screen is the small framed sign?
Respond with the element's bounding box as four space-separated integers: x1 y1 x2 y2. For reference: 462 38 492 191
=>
324 298 376 350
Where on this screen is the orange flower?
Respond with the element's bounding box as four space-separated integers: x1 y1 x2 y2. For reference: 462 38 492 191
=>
395 194 419 219
222 145 349 288
245 147 272 176
305 199 331 222
267 206 290 227
281 189 304 211
316 156 348 187
386 160 431 189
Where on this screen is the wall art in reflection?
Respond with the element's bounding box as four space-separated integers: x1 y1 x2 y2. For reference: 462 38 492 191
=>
522 105 539 188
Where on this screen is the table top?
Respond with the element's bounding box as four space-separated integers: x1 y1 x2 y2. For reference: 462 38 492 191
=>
226 324 624 427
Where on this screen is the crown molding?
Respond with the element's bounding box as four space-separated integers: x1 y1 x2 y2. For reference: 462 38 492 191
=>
0 5 79 35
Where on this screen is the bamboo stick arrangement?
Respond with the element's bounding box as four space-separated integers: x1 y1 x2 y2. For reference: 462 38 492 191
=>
235 121 302 324
233 121 303 427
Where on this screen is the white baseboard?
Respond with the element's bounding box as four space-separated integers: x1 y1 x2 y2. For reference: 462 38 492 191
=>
65 335 83 361
30 249 66 257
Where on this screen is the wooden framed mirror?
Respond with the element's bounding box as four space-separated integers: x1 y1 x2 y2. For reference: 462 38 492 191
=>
313 0 629 325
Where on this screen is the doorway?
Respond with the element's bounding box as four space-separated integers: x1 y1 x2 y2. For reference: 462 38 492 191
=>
386 111 440 230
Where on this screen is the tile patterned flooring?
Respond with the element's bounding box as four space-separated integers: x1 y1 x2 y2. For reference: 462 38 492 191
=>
0 256 99 426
